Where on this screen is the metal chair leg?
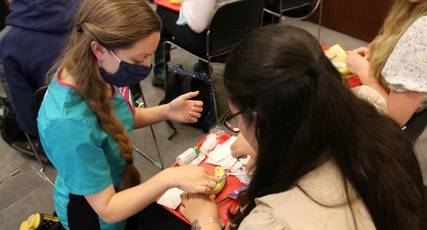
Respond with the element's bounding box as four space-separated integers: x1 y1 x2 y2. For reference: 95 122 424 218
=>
24 133 54 186
163 41 170 84
133 145 163 169
317 0 323 41
134 89 164 169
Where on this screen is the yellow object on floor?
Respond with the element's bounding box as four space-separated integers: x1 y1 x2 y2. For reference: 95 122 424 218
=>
19 213 59 230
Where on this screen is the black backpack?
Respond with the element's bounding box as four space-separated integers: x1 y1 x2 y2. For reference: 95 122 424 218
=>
160 64 217 138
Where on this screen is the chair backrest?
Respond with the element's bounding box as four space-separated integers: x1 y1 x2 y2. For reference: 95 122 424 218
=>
207 0 264 58
404 109 427 142
265 0 319 18
282 0 312 11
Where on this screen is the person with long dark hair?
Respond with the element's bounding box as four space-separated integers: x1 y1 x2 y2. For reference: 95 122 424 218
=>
178 24 426 230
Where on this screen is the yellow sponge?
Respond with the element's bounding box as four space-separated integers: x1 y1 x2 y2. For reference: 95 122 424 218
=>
212 166 226 195
325 44 351 77
169 0 180 5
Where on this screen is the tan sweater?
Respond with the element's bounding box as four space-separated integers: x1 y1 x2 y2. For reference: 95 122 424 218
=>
238 161 376 230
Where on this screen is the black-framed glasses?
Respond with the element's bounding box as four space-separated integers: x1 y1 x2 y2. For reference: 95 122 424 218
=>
223 110 244 133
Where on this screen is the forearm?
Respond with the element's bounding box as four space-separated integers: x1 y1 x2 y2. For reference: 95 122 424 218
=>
364 80 389 101
386 91 425 127
389 107 410 127
361 82 424 126
356 66 388 100
99 169 172 223
133 104 169 129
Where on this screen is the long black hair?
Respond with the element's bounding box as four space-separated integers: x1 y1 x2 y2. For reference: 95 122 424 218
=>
224 24 425 229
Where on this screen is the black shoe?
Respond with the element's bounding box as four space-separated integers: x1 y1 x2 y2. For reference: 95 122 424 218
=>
20 213 59 230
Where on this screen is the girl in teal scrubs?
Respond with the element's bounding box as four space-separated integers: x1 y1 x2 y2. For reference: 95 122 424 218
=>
37 0 216 229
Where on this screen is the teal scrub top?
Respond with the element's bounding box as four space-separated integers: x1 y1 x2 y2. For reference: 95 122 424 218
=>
38 77 135 230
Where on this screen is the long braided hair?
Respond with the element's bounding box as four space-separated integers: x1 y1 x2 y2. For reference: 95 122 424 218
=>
53 0 161 189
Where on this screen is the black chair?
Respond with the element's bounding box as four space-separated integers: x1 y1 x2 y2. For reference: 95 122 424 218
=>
162 0 265 122
163 0 264 64
263 0 322 40
264 0 321 20
403 109 427 142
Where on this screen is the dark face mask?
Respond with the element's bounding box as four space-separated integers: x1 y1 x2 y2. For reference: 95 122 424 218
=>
99 50 152 87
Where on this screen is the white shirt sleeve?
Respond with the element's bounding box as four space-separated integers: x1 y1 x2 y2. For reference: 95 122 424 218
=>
382 16 427 93
181 0 216 33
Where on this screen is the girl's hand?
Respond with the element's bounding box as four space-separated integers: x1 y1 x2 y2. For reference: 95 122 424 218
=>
167 165 216 194
352 47 370 58
346 50 371 84
167 91 203 123
179 193 219 223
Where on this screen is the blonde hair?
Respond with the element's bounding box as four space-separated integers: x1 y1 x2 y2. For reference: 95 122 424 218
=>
55 0 161 190
369 0 427 89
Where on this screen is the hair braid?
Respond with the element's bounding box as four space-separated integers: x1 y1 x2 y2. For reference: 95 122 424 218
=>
51 0 161 190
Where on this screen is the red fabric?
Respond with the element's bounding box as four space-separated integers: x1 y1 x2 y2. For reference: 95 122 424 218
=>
155 0 181 12
160 133 244 225
344 75 362 88
117 86 136 118
57 79 78 91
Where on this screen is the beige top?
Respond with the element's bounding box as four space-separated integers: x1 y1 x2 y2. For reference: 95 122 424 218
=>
238 161 376 230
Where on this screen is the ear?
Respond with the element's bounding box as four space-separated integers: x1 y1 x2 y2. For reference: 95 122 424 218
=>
90 41 108 62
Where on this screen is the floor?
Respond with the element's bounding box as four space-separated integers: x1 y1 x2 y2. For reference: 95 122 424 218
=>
0 19 426 229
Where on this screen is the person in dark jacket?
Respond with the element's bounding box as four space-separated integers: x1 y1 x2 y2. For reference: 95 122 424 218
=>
0 0 80 137
0 0 9 30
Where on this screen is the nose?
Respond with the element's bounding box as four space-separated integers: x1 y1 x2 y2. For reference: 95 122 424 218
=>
230 145 249 160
